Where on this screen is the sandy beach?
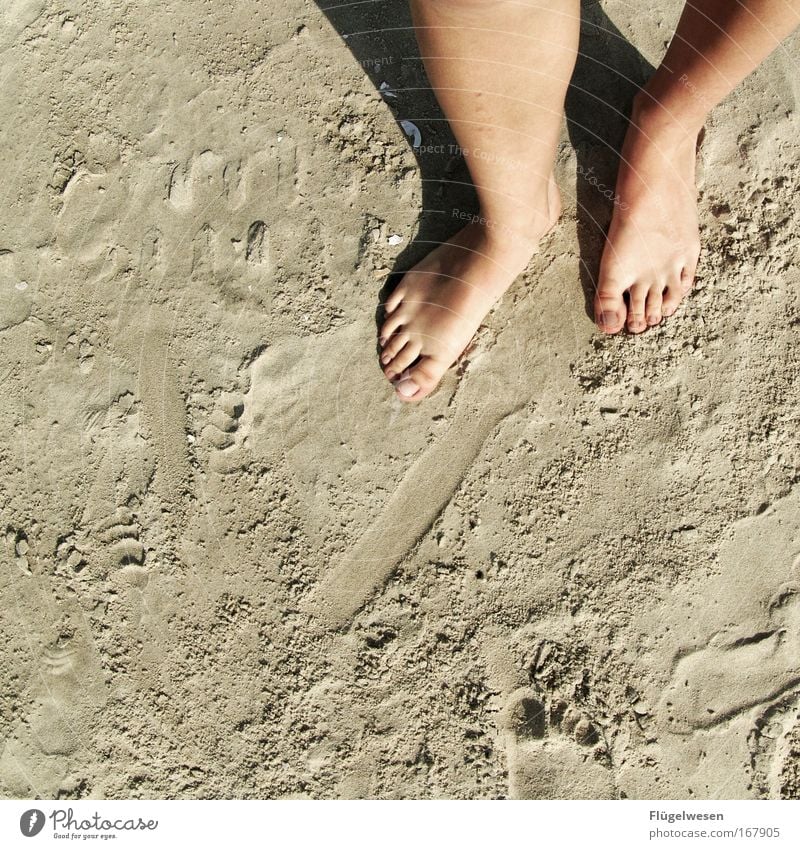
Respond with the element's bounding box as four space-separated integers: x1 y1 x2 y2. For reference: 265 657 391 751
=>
1 0 799 799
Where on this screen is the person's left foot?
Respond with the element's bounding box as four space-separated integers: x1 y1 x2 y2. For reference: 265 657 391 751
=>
595 94 702 334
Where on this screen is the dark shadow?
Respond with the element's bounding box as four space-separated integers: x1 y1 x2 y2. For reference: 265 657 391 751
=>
312 0 655 328
566 2 655 319
312 0 477 318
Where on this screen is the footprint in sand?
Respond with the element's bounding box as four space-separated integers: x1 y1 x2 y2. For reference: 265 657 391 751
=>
658 585 800 735
79 418 156 578
54 165 131 284
0 633 106 797
166 150 226 212
201 392 246 475
0 248 35 331
501 688 615 799
176 143 298 303
54 533 87 576
235 322 401 480
7 526 33 576
245 220 271 269
94 506 146 573
29 642 88 755
748 690 800 798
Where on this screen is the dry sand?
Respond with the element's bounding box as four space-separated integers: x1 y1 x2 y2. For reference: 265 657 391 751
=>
1 0 799 799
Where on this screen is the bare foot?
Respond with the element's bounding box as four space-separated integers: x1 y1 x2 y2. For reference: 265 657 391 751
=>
595 93 702 334
379 178 561 402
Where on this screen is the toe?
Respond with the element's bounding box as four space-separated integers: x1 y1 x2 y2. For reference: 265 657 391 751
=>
384 342 421 380
393 357 447 403
680 261 697 292
662 263 695 317
384 284 406 315
662 276 689 317
626 283 649 333
661 284 682 317
379 310 406 344
645 285 663 326
594 281 627 334
380 332 409 365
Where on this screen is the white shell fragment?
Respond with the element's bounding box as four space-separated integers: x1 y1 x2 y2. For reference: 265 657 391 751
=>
379 81 398 99
387 234 403 246
400 119 422 149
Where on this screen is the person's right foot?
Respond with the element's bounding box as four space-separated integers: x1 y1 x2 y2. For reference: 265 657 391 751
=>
380 177 561 402
595 93 702 334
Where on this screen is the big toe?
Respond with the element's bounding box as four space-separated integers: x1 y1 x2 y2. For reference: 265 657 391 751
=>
594 286 627 334
393 357 447 403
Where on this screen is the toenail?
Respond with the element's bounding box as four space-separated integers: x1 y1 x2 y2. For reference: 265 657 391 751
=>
396 379 419 398
381 354 390 364
598 311 617 326
379 337 386 345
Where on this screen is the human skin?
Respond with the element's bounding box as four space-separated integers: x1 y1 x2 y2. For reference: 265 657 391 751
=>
596 0 800 333
380 0 580 402
382 0 800 401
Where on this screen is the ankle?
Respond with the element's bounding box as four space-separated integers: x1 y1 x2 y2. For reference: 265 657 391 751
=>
459 216 538 263
631 83 705 144
472 178 560 253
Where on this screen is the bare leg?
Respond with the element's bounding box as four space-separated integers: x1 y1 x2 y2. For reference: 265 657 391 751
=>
382 0 579 401
596 0 800 334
